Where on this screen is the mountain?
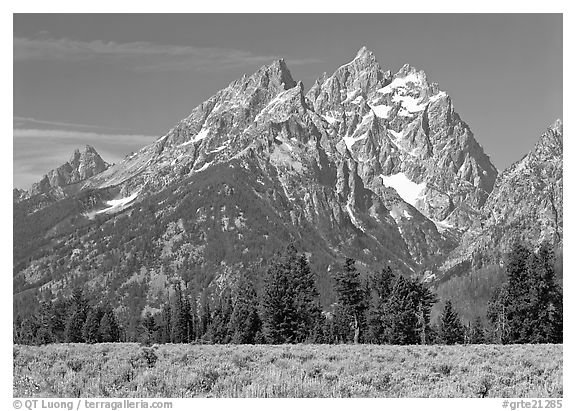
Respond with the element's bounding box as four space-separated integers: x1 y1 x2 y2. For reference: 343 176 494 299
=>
16 145 109 201
13 48 562 334
306 47 497 232
438 119 563 279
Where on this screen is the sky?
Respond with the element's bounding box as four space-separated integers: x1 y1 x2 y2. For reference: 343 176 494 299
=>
13 14 562 189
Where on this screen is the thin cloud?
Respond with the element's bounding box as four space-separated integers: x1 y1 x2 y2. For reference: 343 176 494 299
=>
13 128 157 144
14 37 321 72
13 116 132 131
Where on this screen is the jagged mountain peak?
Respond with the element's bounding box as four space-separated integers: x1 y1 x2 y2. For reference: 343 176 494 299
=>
395 63 429 86
531 118 563 162
251 58 297 91
24 145 109 198
354 45 378 63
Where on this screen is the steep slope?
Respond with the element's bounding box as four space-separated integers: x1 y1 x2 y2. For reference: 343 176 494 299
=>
439 119 563 279
307 47 498 232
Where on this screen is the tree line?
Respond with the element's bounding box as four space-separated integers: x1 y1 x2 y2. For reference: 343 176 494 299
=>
14 241 562 345
14 288 121 344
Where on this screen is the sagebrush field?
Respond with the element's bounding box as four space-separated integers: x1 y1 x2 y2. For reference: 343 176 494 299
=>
13 343 562 398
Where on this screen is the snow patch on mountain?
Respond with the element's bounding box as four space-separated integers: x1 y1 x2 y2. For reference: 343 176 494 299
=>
389 129 404 140
323 114 337 125
195 161 214 173
393 94 426 113
179 128 211 147
343 132 369 151
370 104 393 119
377 72 425 95
380 173 426 207
210 143 229 153
346 202 365 232
96 191 140 215
270 142 303 172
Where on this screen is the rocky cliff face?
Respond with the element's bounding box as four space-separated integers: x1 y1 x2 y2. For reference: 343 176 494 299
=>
439 119 563 278
306 48 497 232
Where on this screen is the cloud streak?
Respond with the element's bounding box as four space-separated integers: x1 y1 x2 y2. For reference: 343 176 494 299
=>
14 37 322 72
13 128 158 144
13 116 133 131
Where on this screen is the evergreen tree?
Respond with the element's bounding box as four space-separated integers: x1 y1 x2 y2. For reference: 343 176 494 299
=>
64 288 89 343
17 315 40 345
99 305 120 342
439 300 465 345
139 312 158 346
50 296 70 342
261 245 301 343
209 288 233 343
35 300 55 345
333 258 367 343
527 243 563 343
469 316 486 344
504 243 533 342
182 295 194 343
199 290 212 341
229 272 261 344
188 292 199 342
293 254 323 342
83 306 104 344
487 284 511 344
366 266 395 343
382 275 419 344
159 301 172 344
171 283 190 343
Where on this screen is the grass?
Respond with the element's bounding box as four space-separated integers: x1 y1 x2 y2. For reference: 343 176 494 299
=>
13 343 562 398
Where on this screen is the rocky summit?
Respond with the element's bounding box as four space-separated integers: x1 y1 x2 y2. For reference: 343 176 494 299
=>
13 47 562 319
22 145 109 200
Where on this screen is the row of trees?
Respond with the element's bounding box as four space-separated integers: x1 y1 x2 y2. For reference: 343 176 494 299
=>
15 242 562 346
14 288 121 345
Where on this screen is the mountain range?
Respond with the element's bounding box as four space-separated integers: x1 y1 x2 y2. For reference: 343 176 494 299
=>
13 47 562 326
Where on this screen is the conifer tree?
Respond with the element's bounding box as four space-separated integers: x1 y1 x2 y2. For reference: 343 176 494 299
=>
333 258 366 344
99 305 120 342
139 312 158 345
262 245 300 343
382 275 419 344
35 300 55 345
293 254 323 342
83 306 104 344
439 300 465 345
50 296 70 342
64 287 89 343
199 290 212 340
469 316 486 344
527 243 563 343
171 283 190 343
209 288 233 343
366 266 395 343
159 302 172 344
229 272 261 344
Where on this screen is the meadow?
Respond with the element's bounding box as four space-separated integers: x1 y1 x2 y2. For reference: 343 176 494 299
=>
13 343 562 398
